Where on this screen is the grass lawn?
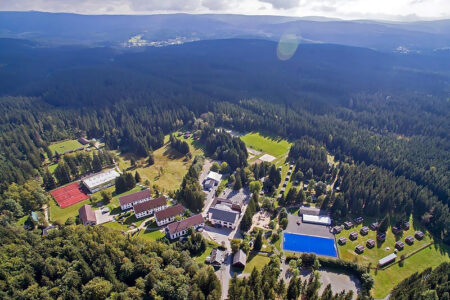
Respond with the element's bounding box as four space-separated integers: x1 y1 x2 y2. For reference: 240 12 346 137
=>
241 132 291 159
16 215 29 226
243 253 271 273
49 197 91 224
336 216 433 267
371 243 450 298
103 221 129 232
49 139 84 155
48 163 58 174
136 229 165 242
117 134 204 193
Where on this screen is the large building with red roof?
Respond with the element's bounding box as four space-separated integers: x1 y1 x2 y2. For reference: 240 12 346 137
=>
133 196 168 219
119 189 152 210
155 204 185 226
167 214 204 239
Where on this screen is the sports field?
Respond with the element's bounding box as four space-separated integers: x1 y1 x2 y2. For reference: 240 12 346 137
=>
240 132 291 159
50 182 89 208
49 139 84 154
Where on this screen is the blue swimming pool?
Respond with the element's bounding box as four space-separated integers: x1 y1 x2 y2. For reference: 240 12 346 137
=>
283 233 337 257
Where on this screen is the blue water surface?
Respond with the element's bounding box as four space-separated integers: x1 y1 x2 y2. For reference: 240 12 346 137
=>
283 232 337 257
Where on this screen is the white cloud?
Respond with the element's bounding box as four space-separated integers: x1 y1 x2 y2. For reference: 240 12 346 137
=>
0 0 448 20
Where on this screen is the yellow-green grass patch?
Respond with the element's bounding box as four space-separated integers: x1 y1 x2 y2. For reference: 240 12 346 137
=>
118 134 204 193
136 229 166 242
243 254 271 273
371 243 449 298
241 132 291 159
49 197 91 224
49 139 84 155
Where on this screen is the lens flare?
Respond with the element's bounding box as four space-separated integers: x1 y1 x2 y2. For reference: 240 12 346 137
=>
277 33 301 61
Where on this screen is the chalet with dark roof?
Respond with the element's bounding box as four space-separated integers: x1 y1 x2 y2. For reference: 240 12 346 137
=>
133 196 167 219
377 233 386 241
338 237 347 245
354 217 364 224
344 221 353 229
370 222 379 230
155 204 184 226
119 189 152 210
403 222 410 230
167 214 204 239
366 239 375 248
395 241 405 250
355 245 364 254
392 226 403 234
332 225 342 234
209 248 226 267
415 231 425 240
349 232 358 240
79 204 96 226
360 226 369 235
405 236 415 245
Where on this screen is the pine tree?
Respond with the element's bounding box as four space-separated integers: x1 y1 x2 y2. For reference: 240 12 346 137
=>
253 231 263 251
92 154 102 172
135 171 141 183
43 169 56 190
147 151 155 166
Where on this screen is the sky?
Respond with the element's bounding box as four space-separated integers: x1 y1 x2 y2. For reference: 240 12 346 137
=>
0 0 449 21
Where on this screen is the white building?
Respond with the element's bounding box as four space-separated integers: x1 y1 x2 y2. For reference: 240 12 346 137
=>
302 214 332 226
155 204 184 226
207 207 239 229
133 196 168 219
204 171 222 187
167 214 204 239
81 169 120 193
119 189 152 210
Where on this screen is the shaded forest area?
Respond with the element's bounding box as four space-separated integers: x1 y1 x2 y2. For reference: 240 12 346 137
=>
0 38 448 243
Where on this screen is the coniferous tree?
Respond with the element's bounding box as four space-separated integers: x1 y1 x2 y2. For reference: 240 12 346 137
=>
43 168 56 191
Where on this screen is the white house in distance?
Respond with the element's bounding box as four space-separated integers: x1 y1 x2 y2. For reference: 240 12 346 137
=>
133 196 168 219
167 214 204 239
81 169 120 193
207 207 239 229
203 171 222 190
155 204 185 226
79 204 97 225
119 189 152 210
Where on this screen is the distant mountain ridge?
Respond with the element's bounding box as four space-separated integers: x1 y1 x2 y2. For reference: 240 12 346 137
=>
0 11 449 51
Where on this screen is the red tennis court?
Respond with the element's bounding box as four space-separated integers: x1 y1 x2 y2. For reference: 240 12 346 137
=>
51 182 89 208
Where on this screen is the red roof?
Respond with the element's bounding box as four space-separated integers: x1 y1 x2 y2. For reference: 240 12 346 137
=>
79 205 96 224
167 214 204 235
155 204 184 221
119 189 151 207
133 196 167 214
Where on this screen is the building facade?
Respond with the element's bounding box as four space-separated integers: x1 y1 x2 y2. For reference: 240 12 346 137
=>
119 189 152 210
133 196 168 219
155 204 184 226
167 214 204 239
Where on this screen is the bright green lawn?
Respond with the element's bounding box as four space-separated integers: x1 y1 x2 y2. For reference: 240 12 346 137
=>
193 245 214 264
243 254 271 273
241 132 291 158
336 216 433 266
49 139 83 155
49 197 91 224
137 229 165 242
48 163 58 174
371 243 450 298
16 215 29 226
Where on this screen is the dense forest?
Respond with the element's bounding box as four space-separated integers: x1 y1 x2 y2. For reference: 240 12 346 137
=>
0 225 221 299
0 37 448 246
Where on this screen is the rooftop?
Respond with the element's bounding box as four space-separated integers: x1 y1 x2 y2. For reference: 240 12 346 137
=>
155 204 184 221
133 196 167 214
167 214 204 235
208 207 239 223
82 169 120 189
79 204 96 224
119 189 151 206
206 171 222 182
302 214 331 225
379 253 397 266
